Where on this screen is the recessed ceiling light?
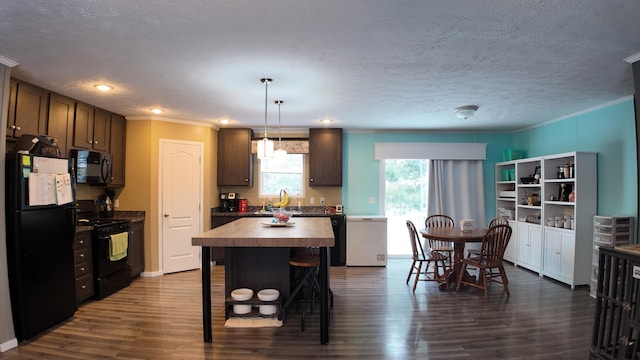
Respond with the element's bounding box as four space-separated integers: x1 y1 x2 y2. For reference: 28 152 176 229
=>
151 108 163 114
219 119 230 125
321 119 333 124
93 84 113 92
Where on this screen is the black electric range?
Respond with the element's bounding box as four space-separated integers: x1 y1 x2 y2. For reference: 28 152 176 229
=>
76 201 131 299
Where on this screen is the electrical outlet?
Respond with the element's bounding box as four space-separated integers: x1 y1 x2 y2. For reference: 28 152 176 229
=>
310 197 315 205
320 197 325 205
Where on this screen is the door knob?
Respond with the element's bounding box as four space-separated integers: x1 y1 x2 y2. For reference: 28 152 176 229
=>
164 214 169 217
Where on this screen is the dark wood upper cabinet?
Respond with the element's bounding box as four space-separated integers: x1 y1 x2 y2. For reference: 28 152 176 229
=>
73 101 95 149
6 80 47 140
217 128 254 186
109 114 126 186
92 108 111 152
73 103 110 151
308 128 343 186
47 93 75 157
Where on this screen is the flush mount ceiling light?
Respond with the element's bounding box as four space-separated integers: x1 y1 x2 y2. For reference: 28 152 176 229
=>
257 78 274 160
93 84 113 92
273 100 287 162
151 108 163 114
455 105 479 119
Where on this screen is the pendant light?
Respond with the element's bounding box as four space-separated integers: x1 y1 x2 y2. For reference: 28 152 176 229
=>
257 78 274 159
273 100 287 162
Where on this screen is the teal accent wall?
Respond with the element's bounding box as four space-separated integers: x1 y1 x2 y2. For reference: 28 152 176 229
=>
512 99 637 219
342 98 637 227
343 131 512 216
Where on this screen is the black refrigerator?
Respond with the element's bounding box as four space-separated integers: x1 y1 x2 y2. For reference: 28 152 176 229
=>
5 151 77 342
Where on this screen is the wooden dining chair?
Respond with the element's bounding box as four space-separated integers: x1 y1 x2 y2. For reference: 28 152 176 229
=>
456 224 512 300
405 220 447 292
424 214 455 267
467 216 509 259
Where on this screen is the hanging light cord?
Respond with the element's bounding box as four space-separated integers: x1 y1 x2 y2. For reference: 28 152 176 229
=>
261 78 272 139
276 100 283 147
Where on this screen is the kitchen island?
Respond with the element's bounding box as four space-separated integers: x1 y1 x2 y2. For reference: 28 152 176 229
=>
192 217 335 344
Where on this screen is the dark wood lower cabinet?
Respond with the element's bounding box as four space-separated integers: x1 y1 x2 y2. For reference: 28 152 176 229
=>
73 231 94 303
127 221 144 278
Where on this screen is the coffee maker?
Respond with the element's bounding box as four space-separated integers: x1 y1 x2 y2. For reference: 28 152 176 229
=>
220 192 239 212
227 192 238 212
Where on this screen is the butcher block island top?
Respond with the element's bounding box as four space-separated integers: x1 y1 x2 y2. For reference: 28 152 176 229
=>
192 217 335 247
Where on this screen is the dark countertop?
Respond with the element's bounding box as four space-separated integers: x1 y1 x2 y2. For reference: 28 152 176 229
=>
211 206 344 217
76 210 145 233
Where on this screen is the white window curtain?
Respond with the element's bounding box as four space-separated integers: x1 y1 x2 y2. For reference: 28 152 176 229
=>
427 159 486 227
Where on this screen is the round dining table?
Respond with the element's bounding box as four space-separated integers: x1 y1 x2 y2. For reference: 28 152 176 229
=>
419 227 487 290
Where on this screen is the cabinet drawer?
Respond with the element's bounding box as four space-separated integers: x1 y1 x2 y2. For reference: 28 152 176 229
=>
74 248 91 264
75 274 94 302
594 224 631 235
593 216 632 227
74 232 91 250
74 261 92 278
593 233 631 245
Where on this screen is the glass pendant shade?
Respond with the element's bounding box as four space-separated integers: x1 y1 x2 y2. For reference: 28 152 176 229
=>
273 147 287 162
257 138 274 159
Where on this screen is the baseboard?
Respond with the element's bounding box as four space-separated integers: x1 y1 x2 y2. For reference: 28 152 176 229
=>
140 271 163 277
0 338 18 352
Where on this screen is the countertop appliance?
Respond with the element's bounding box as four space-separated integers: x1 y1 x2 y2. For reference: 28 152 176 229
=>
5 152 77 341
70 149 112 185
346 215 388 266
219 192 239 212
77 200 131 299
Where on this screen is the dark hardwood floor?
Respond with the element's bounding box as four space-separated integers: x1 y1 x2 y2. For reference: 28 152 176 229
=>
0 259 595 359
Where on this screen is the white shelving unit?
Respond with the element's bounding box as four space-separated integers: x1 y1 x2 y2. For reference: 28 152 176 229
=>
495 151 597 288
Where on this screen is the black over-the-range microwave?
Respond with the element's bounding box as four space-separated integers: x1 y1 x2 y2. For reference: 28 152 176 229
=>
70 149 112 185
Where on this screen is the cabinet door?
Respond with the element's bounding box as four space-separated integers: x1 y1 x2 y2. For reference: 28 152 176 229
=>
92 108 111 152
544 228 562 276
109 114 126 186
127 221 144 277
529 225 542 269
47 93 75 157
6 79 17 138
73 102 95 149
11 81 48 138
559 231 575 279
517 222 529 264
217 128 253 186
503 220 517 262
308 128 342 186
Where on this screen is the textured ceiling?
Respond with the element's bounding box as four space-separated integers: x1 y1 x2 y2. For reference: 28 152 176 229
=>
1 1 640 132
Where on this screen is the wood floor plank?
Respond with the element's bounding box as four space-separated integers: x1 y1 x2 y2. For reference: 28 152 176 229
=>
0 259 595 359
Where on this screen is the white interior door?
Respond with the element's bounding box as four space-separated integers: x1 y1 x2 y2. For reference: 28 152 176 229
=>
160 140 203 274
